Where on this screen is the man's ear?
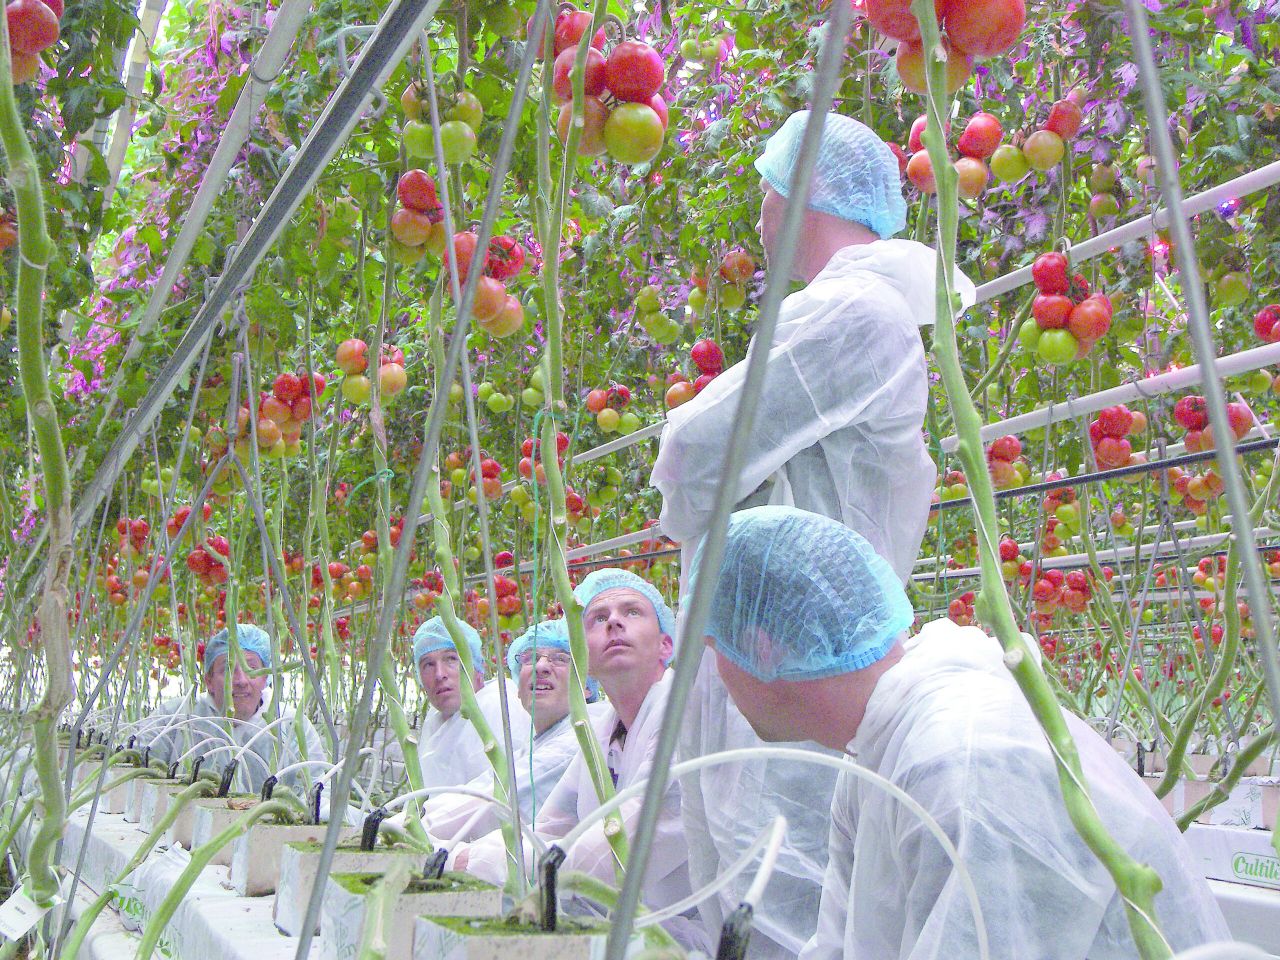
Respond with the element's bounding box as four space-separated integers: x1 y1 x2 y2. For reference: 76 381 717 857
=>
660 633 675 664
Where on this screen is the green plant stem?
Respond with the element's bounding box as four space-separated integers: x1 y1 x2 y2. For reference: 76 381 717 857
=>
1 9 73 911
61 780 215 960
1176 727 1276 831
910 2 1170 957
134 800 293 960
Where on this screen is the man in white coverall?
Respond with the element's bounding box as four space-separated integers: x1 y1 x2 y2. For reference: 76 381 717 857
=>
141 623 326 794
450 569 709 952
649 110 976 957
412 616 530 792
693 505 1233 960
421 618 608 841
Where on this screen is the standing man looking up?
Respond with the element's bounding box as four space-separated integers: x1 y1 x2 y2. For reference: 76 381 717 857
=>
650 109 976 958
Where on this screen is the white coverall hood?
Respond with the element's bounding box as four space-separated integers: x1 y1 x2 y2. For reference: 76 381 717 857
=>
801 619 1231 960
418 676 532 792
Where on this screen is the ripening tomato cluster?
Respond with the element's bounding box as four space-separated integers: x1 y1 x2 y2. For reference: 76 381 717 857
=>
684 250 756 318
1040 475 1077 557
904 111 1003 200
1174 393 1253 454
390 170 446 260
947 590 976 626
233 370 328 457
116 516 150 557
544 9 670 166
1028 566 1108 622
865 0 1027 95
185 534 232 587
335 339 407 405
357 519 404 556
165 503 213 540
518 431 570 485
442 447 505 502
985 434 1030 490
634 283 682 345
586 382 641 434
444 231 528 338
6 0 61 84
997 536 1027 581
1253 304 1280 343
1088 404 1147 471
1017 251 1115 365
400 85 484 165
989 94 1085 184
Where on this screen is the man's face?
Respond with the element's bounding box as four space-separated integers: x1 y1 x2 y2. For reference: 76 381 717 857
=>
205 652 268 722
583 588 672 682
709 637 805 743
516 647 573 728
419 648 470 717
757 183 786 265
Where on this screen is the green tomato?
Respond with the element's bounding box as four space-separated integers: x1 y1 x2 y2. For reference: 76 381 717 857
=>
1037 329 1078 365
1213 271 1249 308
440 120 478 164
450 467 467 486
617 412 641 434
989 144 1030 183
603 103 665 166
520 501 538 522
720 284 747 311
636 284 662 312
701 40 722 62
529 367 546 391
402 119 434 158
652 318 680 344
509 485 530 506
1017 318 1042 351
687 287 707 315
449 92 484 132
679 38 701 60
449 382 465 403
521 387 544 409
464 545 482 561
486 391 509 413
476 382 495 401
1248 370 1273 394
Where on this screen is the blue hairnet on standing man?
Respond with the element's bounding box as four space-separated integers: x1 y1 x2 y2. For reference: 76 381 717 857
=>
649 110 977 959
695 506 1231 960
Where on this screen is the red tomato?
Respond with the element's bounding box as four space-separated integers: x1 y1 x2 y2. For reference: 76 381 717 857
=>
939 0 1026 58
485 235 526 281
552 45 607 102
604 41 665 103
1032 294 1074 330
396 169 439 215
957 112 1003 160
1043 98 1084 140
1031 252 1070 295
7 0 59 54
556 96 609 156
1067 297 1112 341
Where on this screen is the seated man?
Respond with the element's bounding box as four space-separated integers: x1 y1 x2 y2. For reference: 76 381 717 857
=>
413 616 530 792
693 506 1233 960
451 569 708 953
140 623 326 794
422 618 608 842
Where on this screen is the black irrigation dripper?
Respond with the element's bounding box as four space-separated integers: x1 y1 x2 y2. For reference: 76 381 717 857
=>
189 756 204 784
142 745 151 768
538 846 567 932
127 735 136 751
167 761 180 779
715 903 755 960
423 848 448 880
361 808 387 851
309 781 324 825
75 729 84 749
217 760 238 797
260 775 278 801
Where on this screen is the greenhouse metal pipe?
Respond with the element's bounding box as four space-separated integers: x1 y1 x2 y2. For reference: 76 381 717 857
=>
73 0 448 542
290 5 552 957
603 5 853 954
101 0 171 195
1124 0 1280 736
95 0 315 427
934 435 1280 510
939 342 1280 451
973 159 1280 305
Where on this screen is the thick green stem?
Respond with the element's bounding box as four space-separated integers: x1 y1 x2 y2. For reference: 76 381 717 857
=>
1 9 74 911
910 2 1169 956
1176 727 1276 831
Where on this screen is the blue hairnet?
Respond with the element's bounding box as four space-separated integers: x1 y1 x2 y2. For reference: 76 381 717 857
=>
574 567 677 640
204 623 273 674
691 506 913 681
412 616 483 670
754 111 906 239
507 618 601 702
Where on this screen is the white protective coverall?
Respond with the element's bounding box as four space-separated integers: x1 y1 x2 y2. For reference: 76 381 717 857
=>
801 619 1232 960
417 677 531 792
652 238 974 958
452 671 710 953
139 688 327 794
423 701 611 842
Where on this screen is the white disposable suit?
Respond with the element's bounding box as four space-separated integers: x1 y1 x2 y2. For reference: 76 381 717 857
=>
653 239 974 958
800 619 1232 960
417 677 531 792
452 671 710 953
423 701 611 842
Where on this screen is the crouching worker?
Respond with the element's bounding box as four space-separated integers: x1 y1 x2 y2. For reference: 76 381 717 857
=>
141 623 326 795
692 505 1231 960
449 569 710 953
413 616 530 792
422 618 608 842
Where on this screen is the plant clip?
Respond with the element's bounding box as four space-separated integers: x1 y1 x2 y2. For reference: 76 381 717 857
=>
168 761 180 779
217 759 238 797
260 775 278 802
423 848 448 880
361 807 388 851
189 756 204 784
715 902 754 960
538 845 567 932
309 781 324 825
